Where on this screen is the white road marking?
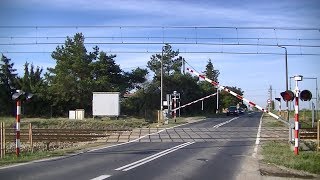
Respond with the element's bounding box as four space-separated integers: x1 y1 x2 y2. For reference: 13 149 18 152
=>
115 142 195 171
252 113 263 158
90 175 111 180
0 118 205 170
212 116 240 128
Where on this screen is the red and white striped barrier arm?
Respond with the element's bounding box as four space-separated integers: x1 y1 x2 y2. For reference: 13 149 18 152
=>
16 100 21 156
171 93 217 112
186 67 289 125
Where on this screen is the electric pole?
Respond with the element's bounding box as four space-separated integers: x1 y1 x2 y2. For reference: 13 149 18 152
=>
268 85 272 111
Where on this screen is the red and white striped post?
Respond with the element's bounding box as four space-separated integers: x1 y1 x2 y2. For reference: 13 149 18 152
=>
16 100 21 157
172 97 176 119
293 75 303 155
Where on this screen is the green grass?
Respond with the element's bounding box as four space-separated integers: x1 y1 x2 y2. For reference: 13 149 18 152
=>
265 110 318 128
0 142 108 166
1 115 203 129
264 120 286 127
262 141 320 174
0 151 65 166
289 110 318 128
0 117 149 129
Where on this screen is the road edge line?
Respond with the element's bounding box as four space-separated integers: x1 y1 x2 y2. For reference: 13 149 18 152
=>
252 113 263 158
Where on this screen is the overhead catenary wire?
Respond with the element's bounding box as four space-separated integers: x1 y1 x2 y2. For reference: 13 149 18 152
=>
1 51 320 56
0 42 319 48
1 26 319 56
1 36 319 41
0 25 319 31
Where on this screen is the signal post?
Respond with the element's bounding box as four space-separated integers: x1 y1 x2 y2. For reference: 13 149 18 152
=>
280 75 312 155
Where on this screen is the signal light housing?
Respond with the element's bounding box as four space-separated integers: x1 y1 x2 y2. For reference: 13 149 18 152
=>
275 97 281 102
280 90 295 101
300 90 312 101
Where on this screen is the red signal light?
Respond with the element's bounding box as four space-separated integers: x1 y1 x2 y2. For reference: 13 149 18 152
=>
280 90 294 101
300 90 312 101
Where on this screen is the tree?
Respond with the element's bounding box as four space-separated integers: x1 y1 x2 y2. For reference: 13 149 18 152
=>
147 44 184 78
198 59 220 113
0 54 18 115
46 33 98 115
131 44 205 117
220 86 244 108
18 62 43 92
91 51 124 92
125 67 148 90
203 59 219 82
17 62 48 116
91 51 148 94
46 33 148 116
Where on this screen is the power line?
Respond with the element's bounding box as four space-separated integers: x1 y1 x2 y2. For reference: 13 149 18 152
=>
0 25 319 31
1 42 319 48
0 36 319 41
3 51 319 55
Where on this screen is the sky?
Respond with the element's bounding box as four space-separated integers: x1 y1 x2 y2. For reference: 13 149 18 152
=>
0 0 320 111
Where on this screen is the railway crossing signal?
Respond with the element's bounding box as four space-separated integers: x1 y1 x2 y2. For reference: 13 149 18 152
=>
11 90 33 157
275 97 281 102
280 90 294 101
280 90 312 102
300 90 312 101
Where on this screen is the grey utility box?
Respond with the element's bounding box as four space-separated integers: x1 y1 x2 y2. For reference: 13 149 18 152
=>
92 92 120 117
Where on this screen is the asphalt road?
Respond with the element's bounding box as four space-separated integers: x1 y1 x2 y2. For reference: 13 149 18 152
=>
0 112 262 180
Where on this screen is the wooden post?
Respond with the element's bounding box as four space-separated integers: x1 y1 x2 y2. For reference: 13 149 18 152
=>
1 122 3 158
317 120 320 151
1 122 5 158
29 123 33 153
157 110 160 126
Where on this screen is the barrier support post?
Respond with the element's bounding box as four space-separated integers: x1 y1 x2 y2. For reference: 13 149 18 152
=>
16 100 21 157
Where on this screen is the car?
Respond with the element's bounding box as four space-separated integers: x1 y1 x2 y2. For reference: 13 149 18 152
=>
238 108 244 114
226 106 239 116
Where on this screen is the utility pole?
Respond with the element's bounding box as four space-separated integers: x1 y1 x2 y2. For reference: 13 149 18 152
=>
182 59 185 75
268 85 272 111
278 46 289 121
216 88 219 113
160 46 164 112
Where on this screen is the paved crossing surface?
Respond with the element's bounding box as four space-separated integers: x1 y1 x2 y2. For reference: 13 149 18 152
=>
0 112 295 180
105 127 288 143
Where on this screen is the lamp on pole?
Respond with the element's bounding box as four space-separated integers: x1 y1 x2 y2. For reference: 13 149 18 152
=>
278 45 289 120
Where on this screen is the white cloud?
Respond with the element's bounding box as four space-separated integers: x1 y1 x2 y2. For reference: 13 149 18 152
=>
9 0 318 27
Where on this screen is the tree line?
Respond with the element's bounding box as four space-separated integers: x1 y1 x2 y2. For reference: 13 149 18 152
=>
0 33 245 120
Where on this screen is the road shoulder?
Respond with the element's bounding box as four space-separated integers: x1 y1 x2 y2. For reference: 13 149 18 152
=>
256 113 319 179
